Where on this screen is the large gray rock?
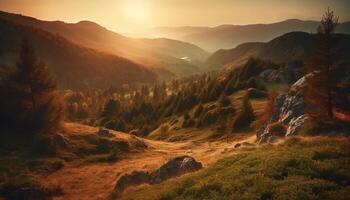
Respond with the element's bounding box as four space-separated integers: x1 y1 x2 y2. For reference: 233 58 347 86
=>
286 114 309 136
113 156 202 194
259 62 305 84
257 74 311 143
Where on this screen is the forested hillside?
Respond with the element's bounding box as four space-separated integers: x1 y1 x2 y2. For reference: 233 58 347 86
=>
0 19 156 89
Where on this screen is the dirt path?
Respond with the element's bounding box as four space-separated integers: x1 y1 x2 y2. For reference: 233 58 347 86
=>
48 124 256 200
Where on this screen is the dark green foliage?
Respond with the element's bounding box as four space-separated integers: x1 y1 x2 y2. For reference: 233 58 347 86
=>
231 96 256 132
200 110 219 126
0 39 63 136
64 58 274 135
104 120 116 129
101 99 120 118
268 121 287 136
114 119 126 132
183 113 190 120
72 134 129 162
194 104 204 118
246 88 268 99
0 174 63 200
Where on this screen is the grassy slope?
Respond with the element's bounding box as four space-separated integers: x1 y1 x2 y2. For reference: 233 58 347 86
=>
148 89 268 142
0 123 147 198
123 136 350 200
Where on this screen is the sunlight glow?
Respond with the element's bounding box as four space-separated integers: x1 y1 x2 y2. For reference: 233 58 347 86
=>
122 0 151 22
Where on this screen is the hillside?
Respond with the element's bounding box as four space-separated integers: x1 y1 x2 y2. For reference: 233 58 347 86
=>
0 11 209 77
0 19 156 89
206 32 350 69
122 136 350 200
153 19 350 51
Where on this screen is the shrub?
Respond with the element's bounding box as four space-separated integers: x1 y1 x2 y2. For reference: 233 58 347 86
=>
200 110 219 126
159 124 170 137
104 120 116 129
246 88 268 99
259 92 278 125
300 117 346 136
231 96 255 132
268 121 287 136
182 118 195 128
183 112 190 120
194 104 204 118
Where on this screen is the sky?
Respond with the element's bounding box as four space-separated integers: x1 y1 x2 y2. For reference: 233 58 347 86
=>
0 0 349 33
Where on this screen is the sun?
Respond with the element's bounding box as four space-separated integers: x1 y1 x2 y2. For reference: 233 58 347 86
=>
122 0 151 22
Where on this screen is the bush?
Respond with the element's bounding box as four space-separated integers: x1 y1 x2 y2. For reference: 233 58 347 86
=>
268 121 287 136
182 118 195 128
246 88 267 99
301 117 346 136
194 104 204 118
231 96 255 132
159 124 170 137
200 110 219 126
104 120 116 129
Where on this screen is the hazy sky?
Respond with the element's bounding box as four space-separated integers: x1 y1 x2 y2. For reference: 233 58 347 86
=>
0 0 349 33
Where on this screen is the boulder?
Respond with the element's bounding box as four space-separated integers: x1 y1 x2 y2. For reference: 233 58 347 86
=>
234 142 255 148
114 171 150 193
54 133 70 147
150 156 203 184
286 114 308 136
257 74 311 143
97 127 113 137
113 156 202 194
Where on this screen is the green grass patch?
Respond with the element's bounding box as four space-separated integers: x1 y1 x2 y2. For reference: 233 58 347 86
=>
123 137 350 200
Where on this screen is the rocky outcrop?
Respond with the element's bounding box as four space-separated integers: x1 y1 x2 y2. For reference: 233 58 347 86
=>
97 127 114 137
259 63 304 84
113 156 202 194
54 133 70 147
257 74 312 143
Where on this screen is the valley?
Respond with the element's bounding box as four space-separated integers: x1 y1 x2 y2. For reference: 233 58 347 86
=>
0 3 350 200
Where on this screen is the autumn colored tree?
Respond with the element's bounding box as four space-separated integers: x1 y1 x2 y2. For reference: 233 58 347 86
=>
306 8 339 119
0 39 64 135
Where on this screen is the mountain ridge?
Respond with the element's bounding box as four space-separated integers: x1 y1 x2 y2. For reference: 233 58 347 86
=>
152 19 350 51
206 31 350 69
0 18 156 89
0 10 209 77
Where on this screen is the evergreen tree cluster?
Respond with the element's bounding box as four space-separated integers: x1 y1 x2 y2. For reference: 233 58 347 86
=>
63 58 272 136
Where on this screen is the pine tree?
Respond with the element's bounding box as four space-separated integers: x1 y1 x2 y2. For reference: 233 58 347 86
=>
306 8 339 119
0 39 63 135
101 99 120 118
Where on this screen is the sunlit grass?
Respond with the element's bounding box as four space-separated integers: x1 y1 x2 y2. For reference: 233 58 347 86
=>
122 136 350 200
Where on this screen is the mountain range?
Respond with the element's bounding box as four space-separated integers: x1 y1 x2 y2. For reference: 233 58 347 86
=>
0 18 156 89
206 31 350 69
152 19 350 51
0 11 209 78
